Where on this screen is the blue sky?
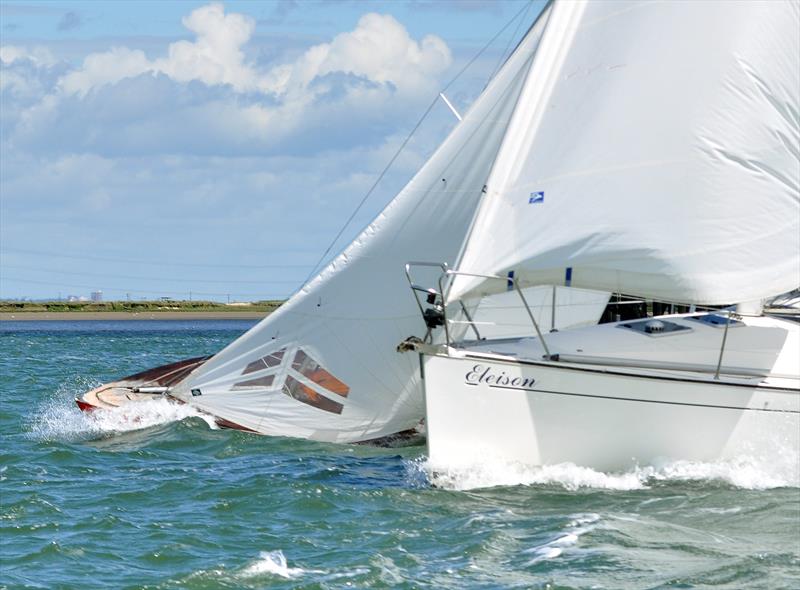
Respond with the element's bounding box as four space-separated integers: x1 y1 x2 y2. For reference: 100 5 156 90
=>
1 0 544 302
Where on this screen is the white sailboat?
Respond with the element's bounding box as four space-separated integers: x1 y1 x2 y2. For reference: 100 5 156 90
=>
77 3 609 441
404 0 800 471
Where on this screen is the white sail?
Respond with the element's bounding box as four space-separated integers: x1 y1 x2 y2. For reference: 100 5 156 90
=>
450 0 800 305
168 6 554 441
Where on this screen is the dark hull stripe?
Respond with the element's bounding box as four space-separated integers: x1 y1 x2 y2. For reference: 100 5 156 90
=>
483 383 799 414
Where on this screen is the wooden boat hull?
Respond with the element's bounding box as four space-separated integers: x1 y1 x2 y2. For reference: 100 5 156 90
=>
75 356 257 432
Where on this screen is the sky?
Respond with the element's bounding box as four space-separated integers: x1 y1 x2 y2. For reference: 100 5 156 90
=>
0 0 545 302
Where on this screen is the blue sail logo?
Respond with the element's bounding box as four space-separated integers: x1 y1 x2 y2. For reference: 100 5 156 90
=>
529 191 544 204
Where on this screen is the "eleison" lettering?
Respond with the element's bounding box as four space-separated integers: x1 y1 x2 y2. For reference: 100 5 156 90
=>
464 364 536 388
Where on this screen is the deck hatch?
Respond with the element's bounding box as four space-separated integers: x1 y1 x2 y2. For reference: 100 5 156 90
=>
618 319 692 337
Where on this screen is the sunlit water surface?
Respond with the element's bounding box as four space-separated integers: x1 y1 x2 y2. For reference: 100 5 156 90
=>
1 320 798 589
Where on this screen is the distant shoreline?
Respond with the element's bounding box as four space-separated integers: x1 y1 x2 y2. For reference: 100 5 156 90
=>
0 311 269 321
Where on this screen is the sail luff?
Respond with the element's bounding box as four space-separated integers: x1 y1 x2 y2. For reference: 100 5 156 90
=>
450 0 559 282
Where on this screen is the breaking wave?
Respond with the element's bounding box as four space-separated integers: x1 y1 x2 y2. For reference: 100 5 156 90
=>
30 377 217 442
418 452 799 491
238 550 310 579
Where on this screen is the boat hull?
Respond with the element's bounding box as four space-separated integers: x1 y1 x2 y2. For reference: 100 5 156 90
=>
422 352 800 472
75 356 258 432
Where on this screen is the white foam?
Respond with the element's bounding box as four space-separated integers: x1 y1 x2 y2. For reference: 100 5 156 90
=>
30 381 216 441
646 455 799 490
89 398 218 433
419 453 799 491
423 459 647 491
239 550 308 579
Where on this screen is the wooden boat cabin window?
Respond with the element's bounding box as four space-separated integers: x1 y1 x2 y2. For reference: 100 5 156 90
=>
241 348 286 375
282 376 344 414
291 350 350 398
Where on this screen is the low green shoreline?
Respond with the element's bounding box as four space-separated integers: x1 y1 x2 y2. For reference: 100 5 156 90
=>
0 300 283 321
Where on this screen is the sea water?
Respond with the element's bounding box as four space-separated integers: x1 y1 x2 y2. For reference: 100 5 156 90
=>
1 320 798 589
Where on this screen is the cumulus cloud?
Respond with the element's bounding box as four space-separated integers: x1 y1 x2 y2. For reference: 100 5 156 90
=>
4 2 451 158
57 3 450 100
154 3 258 91
280 12 450 97
0 44 56 66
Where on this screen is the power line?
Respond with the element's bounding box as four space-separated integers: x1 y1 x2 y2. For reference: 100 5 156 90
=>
2 247 313 270
1 276 287 299
1 264 302 285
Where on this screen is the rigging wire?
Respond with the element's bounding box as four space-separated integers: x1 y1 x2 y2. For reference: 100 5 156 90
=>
299 0 537 289
488 0 536 83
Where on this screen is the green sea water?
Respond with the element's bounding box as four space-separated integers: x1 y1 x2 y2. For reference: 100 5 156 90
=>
1 320 799 589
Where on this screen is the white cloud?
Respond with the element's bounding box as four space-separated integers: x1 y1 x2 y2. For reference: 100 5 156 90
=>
269 12 451 99
59 46 151 95
0 44 56 66
56 3 258 96
3 3 452 158
55 3 451 102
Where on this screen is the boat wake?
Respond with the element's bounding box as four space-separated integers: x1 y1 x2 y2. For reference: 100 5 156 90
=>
30 378 217 442
418 452 800 491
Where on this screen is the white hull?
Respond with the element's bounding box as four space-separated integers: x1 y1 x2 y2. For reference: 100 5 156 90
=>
421 315 800 472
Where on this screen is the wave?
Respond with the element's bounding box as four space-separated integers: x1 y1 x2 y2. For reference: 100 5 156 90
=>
238 550 309 579
523 513 600 565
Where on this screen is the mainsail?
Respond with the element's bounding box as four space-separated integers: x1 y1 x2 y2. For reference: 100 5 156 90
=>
169 5 554 441
450 0 800 305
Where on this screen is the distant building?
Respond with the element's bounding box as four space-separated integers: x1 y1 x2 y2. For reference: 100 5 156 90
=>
91 291 103 302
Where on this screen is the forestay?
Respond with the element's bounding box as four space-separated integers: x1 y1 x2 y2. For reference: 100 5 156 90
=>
169 5 554 441
450 0 800 305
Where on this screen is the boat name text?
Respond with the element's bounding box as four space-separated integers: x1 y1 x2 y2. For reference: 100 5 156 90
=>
465 364 536 389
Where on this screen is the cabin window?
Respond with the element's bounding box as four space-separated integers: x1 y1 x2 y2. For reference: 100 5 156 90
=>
233 347 348 413
282 376 344 414
291 350 350 397
241 348 286 375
